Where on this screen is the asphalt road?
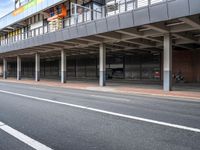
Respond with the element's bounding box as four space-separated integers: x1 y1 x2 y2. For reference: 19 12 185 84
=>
0 81 199 150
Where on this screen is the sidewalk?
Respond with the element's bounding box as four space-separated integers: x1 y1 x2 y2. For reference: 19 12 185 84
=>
0 78 200 100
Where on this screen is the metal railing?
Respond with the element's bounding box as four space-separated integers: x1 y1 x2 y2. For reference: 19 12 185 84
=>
0 0 166 46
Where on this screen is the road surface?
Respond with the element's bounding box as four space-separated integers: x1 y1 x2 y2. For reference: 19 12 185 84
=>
0 81 199 150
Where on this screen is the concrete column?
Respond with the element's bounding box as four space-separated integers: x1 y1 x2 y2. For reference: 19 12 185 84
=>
61 50 66 83
99 43 106 86
17 56 21 80
35 53 40 82
3 58 7 79
163 33 172 91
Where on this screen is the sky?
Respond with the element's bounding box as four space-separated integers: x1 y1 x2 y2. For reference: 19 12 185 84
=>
0 0 15 18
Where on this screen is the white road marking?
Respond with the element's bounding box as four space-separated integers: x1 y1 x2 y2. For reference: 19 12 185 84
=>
0 89 200 133
0 122 4 126
0 121 53 150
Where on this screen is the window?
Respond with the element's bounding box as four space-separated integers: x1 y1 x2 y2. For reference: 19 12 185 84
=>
137 0 148 8
151 0 164 5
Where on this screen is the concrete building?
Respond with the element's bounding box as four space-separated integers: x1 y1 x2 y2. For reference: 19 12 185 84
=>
0 0 200 91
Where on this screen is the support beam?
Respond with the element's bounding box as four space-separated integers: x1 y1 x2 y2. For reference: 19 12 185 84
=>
61 49 66 83
3 58 7 79
180 17 200 29
99 43 106 87
163 34 172 91
174 31 198 41
35 53 40 82
96 32 121 41
145 23 169 33
17 56 21 80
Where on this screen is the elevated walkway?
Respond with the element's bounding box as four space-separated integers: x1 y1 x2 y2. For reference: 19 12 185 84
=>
0 0 200 53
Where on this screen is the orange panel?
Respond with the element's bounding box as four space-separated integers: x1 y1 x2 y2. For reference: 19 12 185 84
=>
47 4 67 22
13 7 24 16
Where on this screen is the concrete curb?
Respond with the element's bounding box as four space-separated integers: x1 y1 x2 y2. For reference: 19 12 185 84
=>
0 79 199 101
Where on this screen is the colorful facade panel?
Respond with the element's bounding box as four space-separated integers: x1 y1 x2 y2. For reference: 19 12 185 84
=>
0 0 62 30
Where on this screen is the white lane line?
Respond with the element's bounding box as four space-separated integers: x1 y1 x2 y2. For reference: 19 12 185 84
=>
0 89 200 133
0 122 5 126
90 95 130 102
0 121 53 150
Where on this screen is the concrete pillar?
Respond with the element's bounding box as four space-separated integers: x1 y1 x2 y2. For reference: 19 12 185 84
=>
3 58 7 79
61 50 66 83
99 43 106 86
35 53 40 82
163 34 172 91
17 56 21 80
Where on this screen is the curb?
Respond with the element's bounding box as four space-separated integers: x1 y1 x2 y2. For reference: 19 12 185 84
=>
0 79 199 101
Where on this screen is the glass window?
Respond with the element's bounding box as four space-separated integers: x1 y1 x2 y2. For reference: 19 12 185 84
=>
118 0 126 13
151 0 164 5
126 0 134 11
93 3 102 20
138 0 148 8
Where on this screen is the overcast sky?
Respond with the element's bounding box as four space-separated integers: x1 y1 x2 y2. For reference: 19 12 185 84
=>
0 0 15 18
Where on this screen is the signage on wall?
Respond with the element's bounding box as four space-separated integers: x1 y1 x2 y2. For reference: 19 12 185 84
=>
12 0 44 16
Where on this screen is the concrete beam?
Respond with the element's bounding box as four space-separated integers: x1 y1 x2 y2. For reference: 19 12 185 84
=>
125 39 156 47
95 32 121 40
170 24 197 33
78 37 103 43
145 23 169 33
116 28 143 37
180 17 200 29
174 33 198 44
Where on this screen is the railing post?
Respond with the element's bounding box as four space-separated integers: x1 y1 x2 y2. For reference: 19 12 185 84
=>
133 0 138 9
85 9 87 22
148 0 151 5
74 3 78 24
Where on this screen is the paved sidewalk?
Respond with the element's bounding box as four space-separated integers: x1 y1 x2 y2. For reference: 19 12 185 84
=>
0 78 200 100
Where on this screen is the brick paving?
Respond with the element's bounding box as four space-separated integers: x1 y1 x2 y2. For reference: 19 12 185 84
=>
0 78 200 100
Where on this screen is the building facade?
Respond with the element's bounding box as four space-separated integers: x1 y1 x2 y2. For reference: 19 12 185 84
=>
0 0 200 91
